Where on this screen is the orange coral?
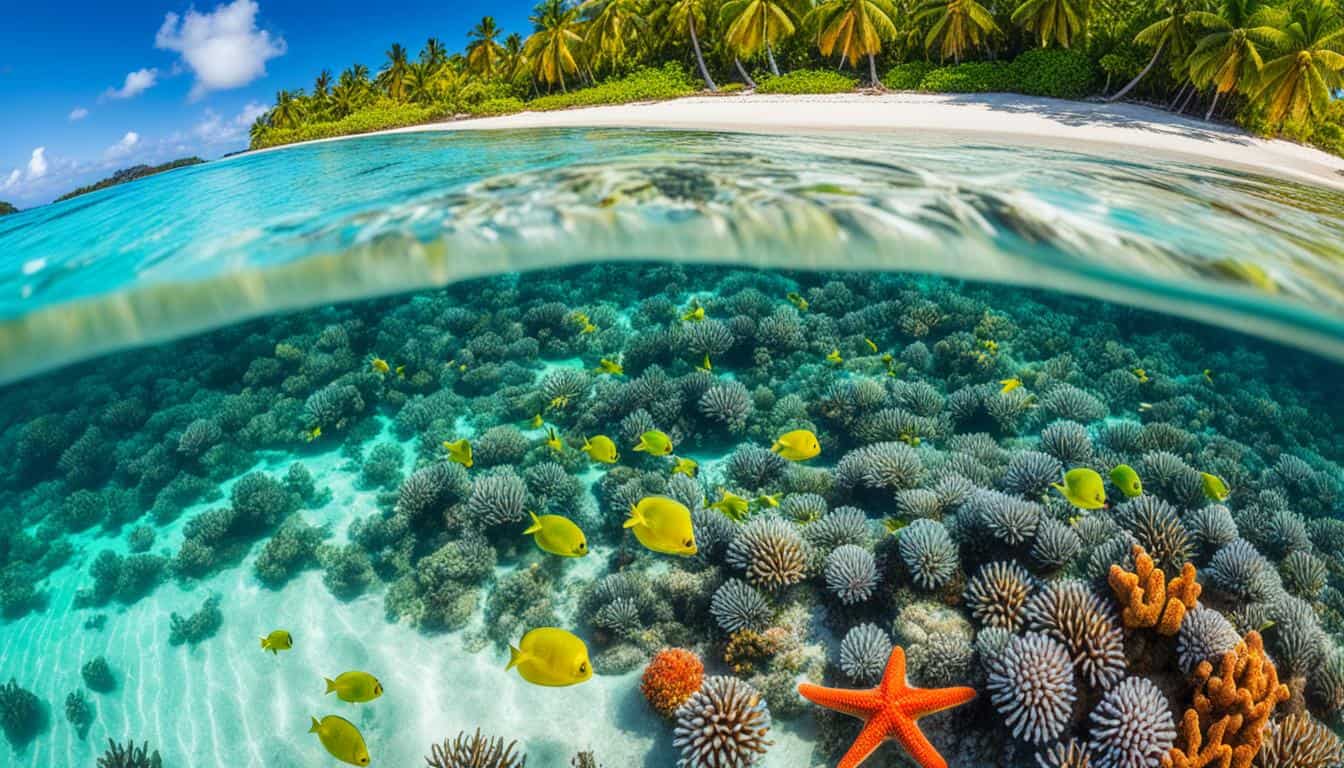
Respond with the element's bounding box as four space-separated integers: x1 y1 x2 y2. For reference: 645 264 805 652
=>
1161 631 1289 768
1107 543 1200 635
641 648 704 718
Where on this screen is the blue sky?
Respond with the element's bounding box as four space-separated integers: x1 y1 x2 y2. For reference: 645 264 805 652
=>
0 1 532 207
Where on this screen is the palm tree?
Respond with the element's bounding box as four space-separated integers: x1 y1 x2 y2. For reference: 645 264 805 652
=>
1011 0 1089 48
580 0 647 72
421 37 448 71
331 78 359 118
917 0 1000 63
405 61 440 104
1107 0 1198 101
249 115 270 145
378 43 411 101
658 0 720 91
807 0 900 85
525 0 585 91
270 90 305 129
1251 0 1344 127
467 16 508 78
720 0 808 75
503 32 528 80
1186 0 1277 118
313 69 333 99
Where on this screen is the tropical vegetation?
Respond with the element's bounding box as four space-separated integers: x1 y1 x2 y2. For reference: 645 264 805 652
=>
0 202 16 217
248 0 1344 157
53 158 205 203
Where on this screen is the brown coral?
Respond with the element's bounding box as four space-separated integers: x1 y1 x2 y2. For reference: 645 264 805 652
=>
1161 631 1289 768
723 628 786 676
1108 543 1200 635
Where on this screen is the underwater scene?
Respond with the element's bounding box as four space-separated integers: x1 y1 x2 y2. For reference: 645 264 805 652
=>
0 130 1343 768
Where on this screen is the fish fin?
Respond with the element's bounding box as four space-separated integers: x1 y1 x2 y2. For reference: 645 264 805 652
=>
633 442 648 453
308 717 321 734
523 511 543 536
1051 483 1065 494
259 637 267 650
506 644 524 671
324 678 337 694
770 441 783 454
623 504 645 529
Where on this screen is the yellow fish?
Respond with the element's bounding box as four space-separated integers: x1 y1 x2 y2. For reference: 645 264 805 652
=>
1110 464 1143 497
826 349 843 365
507 627 593 687
883 518 908 535
260 629 292 655
625 496 697 556
596 359 624 376
529 414 544 429
545 427 564 454
671 456 698 477
1203 369 1214 384
309 715 370 766
549 394 571 410
395 364 405 378
699 354 713 372
709 489 751 522
682 306 705 322
581 435 618 464
1132 368 1149 383
771 429 820 462
580 321 597 334
786 292 809 311
1201 472 1230 501
755 494 780 508
899 431 921 447
443 438 473 468
305 426 322 442
324 671 383 703
981 339 999 354
369 357 390 375
1053 468 1108 510
634 429 674 456
524 511 588 557
865 338 879 353
1000 378 1022 393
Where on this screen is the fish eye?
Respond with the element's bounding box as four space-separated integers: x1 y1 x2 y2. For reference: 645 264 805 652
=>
684 539 693 547
579 662 587 674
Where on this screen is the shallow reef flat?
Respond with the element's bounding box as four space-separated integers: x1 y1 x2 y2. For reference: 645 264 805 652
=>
0 264 1341 768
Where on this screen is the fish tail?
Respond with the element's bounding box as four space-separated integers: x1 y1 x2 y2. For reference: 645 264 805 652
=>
308 717 321 734
623 504 645 529
1051 483 1065 494
770 441 783 454
633 442 648 453
324 678 336 695
523 511 543 536
506 645 523 671
259 637 268 650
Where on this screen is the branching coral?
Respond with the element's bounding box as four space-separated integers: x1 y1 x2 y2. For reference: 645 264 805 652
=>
1107 543 1200 635
96 739 163 768
672 676 772 767
426 728 527 767
642 649 704 718
0 678 46 749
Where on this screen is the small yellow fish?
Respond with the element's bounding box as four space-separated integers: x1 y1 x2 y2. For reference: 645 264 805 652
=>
545 427 564 454
682 306 705 322
1067 514 1083 527
1000 378 1022 393
309 715 370 766
529 414 544 429
507 627 593 687
572 312 597 335
826 349 843 365
786 291 809 311
625 496 697 555
596 359 624 376
865 338 879 353
634 429 674 456
580 321 597 335
1138 402 1153 412
260 630 292 655
1132 368 1149 383
443 438 473 468
899 431 921 447
581 435 619 464
1053 468 1108 510
755 494 780 508
1201 472 1230 501
1203 369 1214 384
709 489 751 522
883 518 908 535
549 394 571 410
1110 464 1143 497
981 339 999 354
772 429 820 462
395 365 405 378
671 456 698 477
324 671 383 703
370 357 390 375
699 354 713 372
523 511 588 557
305 426 322 442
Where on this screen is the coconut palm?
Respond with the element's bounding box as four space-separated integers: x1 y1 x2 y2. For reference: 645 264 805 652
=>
916 0 999 64
467 16 508 78
580 0 648 72
657 0 721 91
313 69 333 99
720 0 809 75
330 78 360 118
378 43 411 101
1186 0 1277 117
526 0 586 91
807 0 901 85
1251 0 1344 127
249 115 270 144
270 90 305 130
405 61 440 104
503 33 528 80
421 37 448 71
1011 0 1089 48
1107 0 1199 101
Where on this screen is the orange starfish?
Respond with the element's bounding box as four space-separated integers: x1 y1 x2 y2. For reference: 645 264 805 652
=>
798 646 976 768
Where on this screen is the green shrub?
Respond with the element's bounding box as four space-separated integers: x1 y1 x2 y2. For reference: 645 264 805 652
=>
252 101 447 150
884 61 938 90
919 61 1017 93
466 97 525 117
719 82 747 93
528 63 697 110
1312 122 1343 156
1011 48 1098 99
755 69 857 94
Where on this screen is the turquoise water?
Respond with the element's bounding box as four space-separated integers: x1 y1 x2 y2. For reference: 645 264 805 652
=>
0 129 1342 768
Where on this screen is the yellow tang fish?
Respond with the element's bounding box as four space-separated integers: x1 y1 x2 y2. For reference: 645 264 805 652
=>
671 456 698 477
865 338 879 353
582 435 619 464
772 429 820 462
1201 472 1230 502
826 349 843 365
625 496 697 556
699 354 713 372
1132 368 1149 383
755 494 780 508
305 426 322 442
580 321 597 334
369 357 390 375
528 414 544 429
1000 378 1022 393
443 438 473 468
324 671 383 703
524 511 588 557
595 359 624 376
507 627 593 687
1203 369 1214 384
309 715 370 766
634 429 674 456
545 427 564 454
709 489 751 522
1053 468 1107 510
395 365 405 378
1110 464 1143 497
883 518 909 535
787 292 809 311
682 306 705 322
260 629 292 655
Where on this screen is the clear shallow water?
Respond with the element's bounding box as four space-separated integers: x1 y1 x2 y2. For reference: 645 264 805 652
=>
1 129 1344 384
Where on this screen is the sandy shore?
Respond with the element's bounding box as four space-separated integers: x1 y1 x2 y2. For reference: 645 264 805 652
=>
260 92 1344 191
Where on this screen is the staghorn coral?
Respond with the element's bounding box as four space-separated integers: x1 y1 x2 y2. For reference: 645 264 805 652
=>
1108 543 1200 635
1091 677 1176 768
824 544 879 605
898 518 959 590
964 560 1035 632
672 675 772 768
425 728 527 767
642 648 705 718
1024 578 1127 690
710 579 773 634
839 623 893 684
726 516 809 591
987 632 1077 745
96 739 163 768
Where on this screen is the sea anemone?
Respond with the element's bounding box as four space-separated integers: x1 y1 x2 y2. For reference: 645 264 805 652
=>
1039 421 1094 465
397 462 470 521
726 517 809 591
473 425 529 467
1035 739 1092 768
1281 550 1327 599
824 544 879 605
964 560 1035 632
1309 649 1344 719
1002 451 1064 499
1023 579 1126 690
464 472 528 527
835 442 926 493
1258 714 1344 768
594 597 642 638
908 632 975 687
802 507 871 556
968 489 1042 547
1111 496 1190 572
898 518 959 590
986 632 1077 745
1039 384 1107 423
1183 505 1238 561
642 649 705 718
1175 606 1240 674
1207 538 1280 602
710 579 773 634
699 381 753 433
1032 518 1083 571
540 369 591 409
780 493 827 524
1268 594 1328 676
724 445 788 491
1088 677 1175 768
678 319 735 357
894 488 943 520
691 508 737 566
425 728 527 768
839 623 892 684
672 676 772 768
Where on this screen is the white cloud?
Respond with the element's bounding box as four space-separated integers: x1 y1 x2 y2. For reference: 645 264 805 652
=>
27 148 47 180
193 101 269 144
155 0 285 100
69 107 89 121
104 132 141 160
2 169 20 191
104 68 159 100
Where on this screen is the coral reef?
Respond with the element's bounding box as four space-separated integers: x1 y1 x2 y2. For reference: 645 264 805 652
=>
1107 543 1200 635
96 739 163 768
642 649 704 718
987 632 1077 744
672 676 772 767
425 729 527 768
0 678 46 750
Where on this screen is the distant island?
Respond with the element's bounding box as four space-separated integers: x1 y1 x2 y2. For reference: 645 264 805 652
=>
55 157 205 203
0 202 16 217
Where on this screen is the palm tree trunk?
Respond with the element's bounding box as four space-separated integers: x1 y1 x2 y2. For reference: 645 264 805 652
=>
766 42 780 76
1177 87 1197 114
1205 90 1221 121
1107 39 1166 103
1102 71 1113 96
868 54 881 88
735 58 757 89
688 17 718 92
1168 83 1188 109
